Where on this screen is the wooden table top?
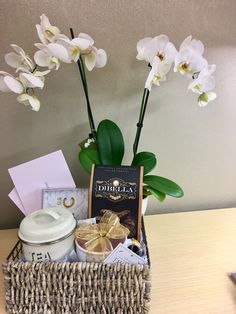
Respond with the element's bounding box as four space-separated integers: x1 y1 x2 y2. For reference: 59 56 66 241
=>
1 208 236 313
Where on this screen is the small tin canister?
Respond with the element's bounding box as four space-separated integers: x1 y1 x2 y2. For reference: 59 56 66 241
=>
18 207 76 262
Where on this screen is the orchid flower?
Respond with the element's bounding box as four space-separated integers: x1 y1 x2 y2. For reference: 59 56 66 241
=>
188 64 216 106
137 35 177 65
174 35 208 76
188 64 216 94
17 93 41 111
36 14 60 44
34 42 70 70
67 32 107 70
5 44 35 72
145 56 171 91
57 33 93 62
0 68 49 111
84 46 107 71
18 71 46 89
197 92 216 107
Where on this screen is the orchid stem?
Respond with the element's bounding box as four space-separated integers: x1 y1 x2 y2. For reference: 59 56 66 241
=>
133 88 150 156
70 27 97 140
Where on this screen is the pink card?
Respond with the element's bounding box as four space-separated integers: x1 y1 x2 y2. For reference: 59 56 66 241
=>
8 187 26 215
8 150 76 215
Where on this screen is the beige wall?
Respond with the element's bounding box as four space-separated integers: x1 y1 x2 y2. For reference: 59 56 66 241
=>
0 0 236 228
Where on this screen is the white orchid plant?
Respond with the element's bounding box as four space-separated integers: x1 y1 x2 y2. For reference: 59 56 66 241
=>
0 14 217 203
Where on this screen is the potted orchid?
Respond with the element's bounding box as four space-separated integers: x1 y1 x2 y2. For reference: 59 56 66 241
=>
0 15 216 211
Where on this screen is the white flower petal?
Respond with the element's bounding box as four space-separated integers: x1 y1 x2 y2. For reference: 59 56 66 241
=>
56 34 70 42
45 26 60 42
4 76 24 94
153 34 169 52
207 92 217 102
10 44 26 56
40 14 51 29
71 37 91 50
78 33 94 46
190 39 204 55
95 49 107 68
140 37 158 63
34 42 47 50
163 42 177 64
17 93 40 111
36 24 47 44
34 69 50 77
0 71 13 76
16 67 31 73
34 50 48 67
85 51 96 71
136 37 152 60
198 92 216 107
28 95 40 111
207 64 216 75
19 72 44 89
179 35 192 50
0 79 11 92
190 53 208 73
188 80 201 94
47 43 71 63
0 72 12 92
4 52 22 68
25 56 35 71
201 76 215 92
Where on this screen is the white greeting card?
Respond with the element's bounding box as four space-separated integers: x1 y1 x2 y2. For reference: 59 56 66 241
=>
8 150 76 215
8 187 26 215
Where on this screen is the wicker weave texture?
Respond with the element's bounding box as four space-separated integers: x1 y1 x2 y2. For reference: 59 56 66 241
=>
3 261 151 314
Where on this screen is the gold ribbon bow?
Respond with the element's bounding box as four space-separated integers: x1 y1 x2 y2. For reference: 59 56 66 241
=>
75 211 130 252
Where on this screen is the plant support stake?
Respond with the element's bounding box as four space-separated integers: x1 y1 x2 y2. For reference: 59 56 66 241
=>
133 88 150 155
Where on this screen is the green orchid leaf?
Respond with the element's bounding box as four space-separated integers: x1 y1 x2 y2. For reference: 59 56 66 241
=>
143 185 166 202
79 148 101 174
97 119 124 165
132 151 157 175
143 175 184 198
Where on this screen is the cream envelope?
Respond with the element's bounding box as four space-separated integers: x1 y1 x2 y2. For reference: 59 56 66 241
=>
8 150 76 215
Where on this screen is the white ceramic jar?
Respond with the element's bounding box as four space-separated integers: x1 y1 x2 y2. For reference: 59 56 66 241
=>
75 241 111 262
18 207 76 262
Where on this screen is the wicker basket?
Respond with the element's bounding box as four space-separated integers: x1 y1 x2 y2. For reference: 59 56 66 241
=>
2 221 151 314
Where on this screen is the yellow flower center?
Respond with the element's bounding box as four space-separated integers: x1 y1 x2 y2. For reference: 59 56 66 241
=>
178 62 192 74
50 56 59 65
153 74 161 85
157 53 165 61
71 47 80 58
194 84 201 91
198 92 208 103
45 29 54 39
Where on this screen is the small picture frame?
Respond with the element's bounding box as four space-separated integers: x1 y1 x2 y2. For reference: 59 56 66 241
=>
42 188 88 220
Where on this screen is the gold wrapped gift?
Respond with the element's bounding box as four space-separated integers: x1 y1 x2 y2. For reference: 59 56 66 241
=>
75 211 130 253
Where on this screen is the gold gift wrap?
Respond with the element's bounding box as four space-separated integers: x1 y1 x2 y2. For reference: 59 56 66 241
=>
75 211 130 253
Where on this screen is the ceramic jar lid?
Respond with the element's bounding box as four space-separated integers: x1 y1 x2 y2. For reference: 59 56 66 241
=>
18 207 76 244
